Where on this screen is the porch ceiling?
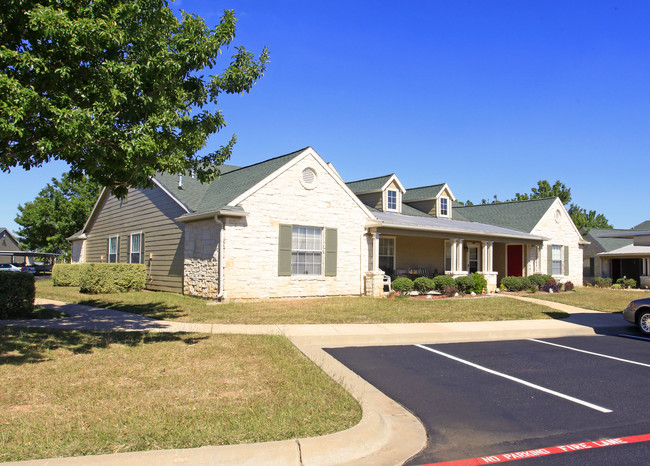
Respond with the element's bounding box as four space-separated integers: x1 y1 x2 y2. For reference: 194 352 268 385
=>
373 211 547 243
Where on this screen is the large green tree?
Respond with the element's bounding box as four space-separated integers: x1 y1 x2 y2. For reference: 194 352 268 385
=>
1 0 268 197
15 172 102 256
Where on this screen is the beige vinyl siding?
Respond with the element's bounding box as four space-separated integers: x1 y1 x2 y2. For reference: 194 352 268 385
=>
356 192 382 210
84 186 186 293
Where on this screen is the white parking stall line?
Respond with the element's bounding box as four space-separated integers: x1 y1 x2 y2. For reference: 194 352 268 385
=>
529 338 650 368
619 334 650 342
415 344 613 413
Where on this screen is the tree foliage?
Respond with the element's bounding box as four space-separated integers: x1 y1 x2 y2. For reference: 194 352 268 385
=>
1 0 269 197
567 204 612 233
15 172 102 256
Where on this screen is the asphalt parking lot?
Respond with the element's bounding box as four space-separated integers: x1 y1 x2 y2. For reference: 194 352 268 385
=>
326 333 650 465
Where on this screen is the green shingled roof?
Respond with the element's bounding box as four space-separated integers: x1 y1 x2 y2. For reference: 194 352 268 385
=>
586 228 634 252
155 148 308 215
633 220 650 230
403 184 446 201
453 197 557 233
346 174 394 193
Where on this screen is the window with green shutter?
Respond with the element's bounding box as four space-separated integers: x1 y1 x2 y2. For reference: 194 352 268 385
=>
278 225 292 276
325 228 337 276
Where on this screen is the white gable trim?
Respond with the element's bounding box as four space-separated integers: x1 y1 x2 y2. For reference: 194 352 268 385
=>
227 147 376 220
151 178 192 214
79 187 109 235
530 198 588 244
380 174 406 194
439 183 457 202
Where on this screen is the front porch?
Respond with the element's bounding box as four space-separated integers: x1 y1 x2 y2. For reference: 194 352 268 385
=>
365 228 545 296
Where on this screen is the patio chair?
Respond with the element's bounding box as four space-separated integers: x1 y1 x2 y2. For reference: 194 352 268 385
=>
383 274 391 291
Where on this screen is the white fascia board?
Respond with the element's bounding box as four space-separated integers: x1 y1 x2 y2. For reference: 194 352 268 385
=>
79 187 108 234
530 198 585 241
175 209 248 223
380 174 406 194
227 147 377 221
151 178 192 214
440 183 457 202
377 221 548 242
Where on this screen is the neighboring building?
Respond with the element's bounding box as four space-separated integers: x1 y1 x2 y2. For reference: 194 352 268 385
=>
583 221 650 288
0 228 22 264
69 147 586 300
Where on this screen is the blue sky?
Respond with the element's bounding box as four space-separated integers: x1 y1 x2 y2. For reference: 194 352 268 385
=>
2 0 649 235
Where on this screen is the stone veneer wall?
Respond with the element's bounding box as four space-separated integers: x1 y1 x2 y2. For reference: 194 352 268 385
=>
183 219 221 298
221 154 371 300
532 199 584 286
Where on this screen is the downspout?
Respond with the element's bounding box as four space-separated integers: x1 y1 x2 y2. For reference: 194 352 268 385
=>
214 216 225 300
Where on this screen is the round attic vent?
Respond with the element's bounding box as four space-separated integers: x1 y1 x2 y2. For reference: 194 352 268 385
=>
301 167 317 189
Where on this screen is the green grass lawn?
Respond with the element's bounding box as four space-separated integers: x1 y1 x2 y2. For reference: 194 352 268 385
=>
519 287 650 313
0 329 361 462
35 280 566 323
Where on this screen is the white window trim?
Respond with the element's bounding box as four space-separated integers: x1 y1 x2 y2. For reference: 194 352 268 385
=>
439 196 450 217
108 235 119 263
291 226 323 276
551 245 563 276
385 189 399 212
130 232 143 264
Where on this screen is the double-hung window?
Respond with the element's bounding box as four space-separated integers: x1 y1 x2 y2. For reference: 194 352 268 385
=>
291 227 322 275
386 189 398 211
440 197 449 216
379 237 395 275
551 245 563 275
130 232 144 264
108 235 119 263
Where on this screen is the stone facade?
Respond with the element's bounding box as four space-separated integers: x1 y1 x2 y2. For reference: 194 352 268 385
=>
531 199 584 286
183 219 221 298
217 154 372 300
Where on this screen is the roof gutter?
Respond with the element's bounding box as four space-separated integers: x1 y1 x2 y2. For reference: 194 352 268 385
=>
376 221 549 242
175 209 248 223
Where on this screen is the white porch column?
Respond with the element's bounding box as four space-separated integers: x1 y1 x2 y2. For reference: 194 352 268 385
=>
643 258 649 276
372 230 380 272
488 241 494 272
449 239 457 273
456 239 464 272
482 241 489 273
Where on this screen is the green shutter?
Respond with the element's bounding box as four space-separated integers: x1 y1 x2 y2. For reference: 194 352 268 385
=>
547 245 553 274
140 233 145 264
278 225 292 276
325 228 338 277
564 246 569 275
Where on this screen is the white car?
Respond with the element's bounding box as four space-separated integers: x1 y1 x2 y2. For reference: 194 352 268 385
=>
0 263 36 274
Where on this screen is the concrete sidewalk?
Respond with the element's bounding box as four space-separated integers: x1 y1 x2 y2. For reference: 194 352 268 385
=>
2 297 630 466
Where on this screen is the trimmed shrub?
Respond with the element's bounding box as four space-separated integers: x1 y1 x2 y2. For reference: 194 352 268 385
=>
455 275 475 294
79 263 147 294
471 272 487 294
444 286 458 297
616 278 637 289
564 281 575 291
500 276 531 292
528 274 552 290
52 263 84 287
611 283 622 290
542 279 561 293
433 275 456 292
595 277 612 288
413 276 435 293
391 277 414 294
0 271 35 318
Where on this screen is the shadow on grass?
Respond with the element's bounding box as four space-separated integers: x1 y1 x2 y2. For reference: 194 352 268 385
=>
77 299 189 320
0 328 208 366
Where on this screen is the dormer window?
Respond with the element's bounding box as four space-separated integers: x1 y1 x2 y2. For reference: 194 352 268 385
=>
440 197 449 216
386 189 398 211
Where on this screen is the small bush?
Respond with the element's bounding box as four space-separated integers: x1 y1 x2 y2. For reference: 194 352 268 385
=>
542 279 561 293
444 286 458 297
0 271 35 318
595 277 612 288
611 283 622 290
616 278 637 289
79 263 147 294
471 272 487 294
528 274 552 290
413 276 435 293
564 281 575 291
455 275 475 294
433 275 456 292
391 277 414 294
52 264 83 287
500 276 531 292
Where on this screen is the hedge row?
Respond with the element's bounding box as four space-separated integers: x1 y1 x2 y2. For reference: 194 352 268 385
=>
392 273 488 296
0 271 35 318
499 274 569 292
52 263 147 294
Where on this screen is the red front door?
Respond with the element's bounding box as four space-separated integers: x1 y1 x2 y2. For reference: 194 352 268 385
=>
507 245 523 277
